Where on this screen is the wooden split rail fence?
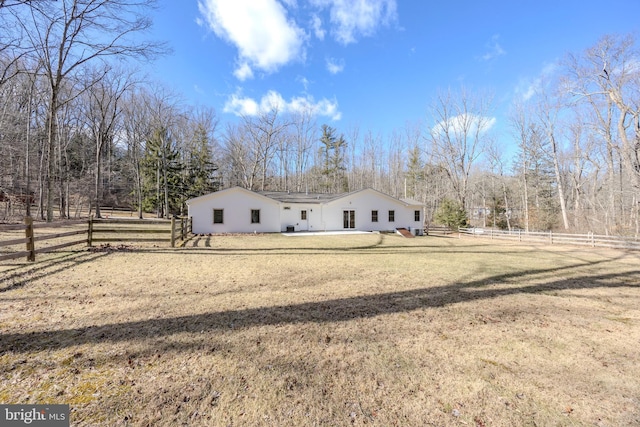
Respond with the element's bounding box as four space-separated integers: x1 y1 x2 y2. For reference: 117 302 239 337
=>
458 227 640 250
425 225 453 236
0 216 192 262
0 217 86 262
88 216 192 247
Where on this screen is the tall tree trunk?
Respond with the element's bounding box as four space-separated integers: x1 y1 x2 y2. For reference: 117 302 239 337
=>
45 88 59 222
163 159 169 218
25 78 34 217
500 177 511 231
549 133 569 229
95 136 103 218
57 124 67 218
522 157 530 233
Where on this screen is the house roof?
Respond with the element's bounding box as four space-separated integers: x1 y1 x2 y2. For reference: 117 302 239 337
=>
256 191 346 204
187 186 425 206
186 186 280 205
400 198 423 206
261 188 425 207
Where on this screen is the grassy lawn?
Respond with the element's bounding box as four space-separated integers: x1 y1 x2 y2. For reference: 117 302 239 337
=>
1 233 639 426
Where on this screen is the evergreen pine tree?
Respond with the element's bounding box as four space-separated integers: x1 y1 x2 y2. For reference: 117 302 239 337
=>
434 198 469 228
141 127 184 217
318 124 348 192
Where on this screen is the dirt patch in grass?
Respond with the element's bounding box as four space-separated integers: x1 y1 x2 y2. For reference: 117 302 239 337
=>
1 234 640 426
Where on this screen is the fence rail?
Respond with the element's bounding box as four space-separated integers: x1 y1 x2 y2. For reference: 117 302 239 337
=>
97 206 136 217
425 225 453 236
88 218 171 246
1 216 193 262
458 227 640 250
0 218 86 262
88 217 192 247
171 216 192 248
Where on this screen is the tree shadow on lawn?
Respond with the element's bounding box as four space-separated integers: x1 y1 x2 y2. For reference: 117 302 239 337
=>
1 258 638 354
0 250 112 293
184 232 390 251
128 237 539 257
125 247 542 258
182 232 480 251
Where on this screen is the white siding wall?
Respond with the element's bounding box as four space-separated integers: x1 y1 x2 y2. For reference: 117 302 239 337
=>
279 203 320 232
399 206 423 234
188 189 281 234
323 190 422 232
188 188 423 234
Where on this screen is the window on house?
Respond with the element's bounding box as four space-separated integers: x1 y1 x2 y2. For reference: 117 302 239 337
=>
371 210 378 222
301 210 307 220
414 210 420 221
389 210 395 222
213 209 223 224
251 209 260 224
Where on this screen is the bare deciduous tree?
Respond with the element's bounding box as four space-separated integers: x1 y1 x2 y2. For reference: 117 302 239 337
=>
561 34 640 234
83 65 136 217
428 87 494 208
6 0 165 221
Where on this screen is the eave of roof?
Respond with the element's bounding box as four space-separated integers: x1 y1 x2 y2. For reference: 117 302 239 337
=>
400 198 424 206
256 191 346 204
186 186 279 205
188 187 425 206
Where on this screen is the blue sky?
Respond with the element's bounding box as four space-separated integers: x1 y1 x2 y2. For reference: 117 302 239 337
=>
147 0 640 148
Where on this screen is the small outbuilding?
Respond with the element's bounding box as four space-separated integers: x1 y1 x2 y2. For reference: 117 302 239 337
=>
186 186 424 235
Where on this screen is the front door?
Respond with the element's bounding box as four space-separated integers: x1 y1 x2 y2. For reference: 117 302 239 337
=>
300 209 309 231
343 210 355 229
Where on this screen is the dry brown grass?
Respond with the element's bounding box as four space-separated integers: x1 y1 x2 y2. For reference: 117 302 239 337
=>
1 233 639 426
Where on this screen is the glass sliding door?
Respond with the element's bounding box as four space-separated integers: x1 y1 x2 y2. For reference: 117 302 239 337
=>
343 210 355 229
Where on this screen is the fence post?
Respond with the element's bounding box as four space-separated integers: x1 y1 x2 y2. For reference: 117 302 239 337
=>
87 215 93 247
181 217 186 241
24 216 35 262
170 217 176 248
549 230 553 244
518 230 521 242
590 232 595 248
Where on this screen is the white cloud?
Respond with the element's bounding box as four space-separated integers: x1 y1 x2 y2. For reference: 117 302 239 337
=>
296 75 310 91
311 0 398 45
224 93 260 116
233 61 254 81
481 34 506 61
326 57 344 74
224 90 341 120
261 90 288 111
290 96 342 120
432 114 496 138
521 83 537 102
197 0 306 79
516 62 558 101
310 14 325 40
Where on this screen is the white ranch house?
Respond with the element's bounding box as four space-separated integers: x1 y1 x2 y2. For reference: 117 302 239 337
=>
186 187 424 235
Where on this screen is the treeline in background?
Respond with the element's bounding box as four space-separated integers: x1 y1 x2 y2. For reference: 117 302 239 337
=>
1 1 639 236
